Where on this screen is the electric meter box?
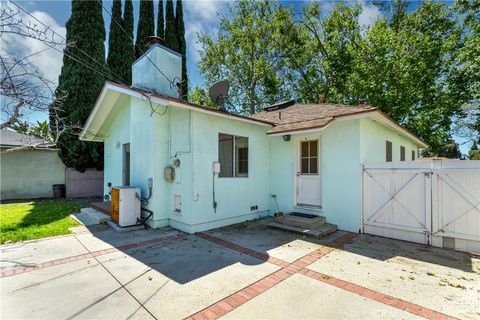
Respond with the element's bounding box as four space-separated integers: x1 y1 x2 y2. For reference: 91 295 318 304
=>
212 162 221 174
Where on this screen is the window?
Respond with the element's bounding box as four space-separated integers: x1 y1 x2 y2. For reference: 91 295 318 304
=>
400 146 405 161
386 141 392 162
300 140 318 174
218 133 248 177
412 150 416 161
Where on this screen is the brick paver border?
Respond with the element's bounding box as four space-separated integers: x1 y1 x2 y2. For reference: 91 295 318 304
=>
298 269 457 320
188 232 458 320
0 233 184 278
1 227 461 320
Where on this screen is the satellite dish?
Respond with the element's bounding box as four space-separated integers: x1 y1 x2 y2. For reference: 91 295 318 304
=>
209 80 229 110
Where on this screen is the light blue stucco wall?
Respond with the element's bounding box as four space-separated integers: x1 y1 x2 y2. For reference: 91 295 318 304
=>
103 97 131 192
132 44 182 98
172 111 271 233
269 120 362 232
101 95 422 233
359 118 419 162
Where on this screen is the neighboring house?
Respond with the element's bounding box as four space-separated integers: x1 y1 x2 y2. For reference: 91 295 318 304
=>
0 129 65 200
80 38 427 233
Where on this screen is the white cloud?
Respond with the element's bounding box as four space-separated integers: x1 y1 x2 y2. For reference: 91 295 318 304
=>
184 0 229 64
358 1 381 27
0 5 66 84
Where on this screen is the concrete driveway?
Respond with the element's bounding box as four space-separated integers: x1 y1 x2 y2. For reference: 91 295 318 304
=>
1 218 478 320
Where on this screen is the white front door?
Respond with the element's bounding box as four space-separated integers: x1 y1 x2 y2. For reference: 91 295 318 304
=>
296 137 322 208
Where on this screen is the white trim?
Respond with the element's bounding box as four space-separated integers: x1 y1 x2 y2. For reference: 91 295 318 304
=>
294 134 322 208
370 112 428 148
268 122 334 137
268 111 428 149
80 83 273 142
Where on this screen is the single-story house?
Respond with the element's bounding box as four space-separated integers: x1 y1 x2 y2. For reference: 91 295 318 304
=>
0 128 65 200
80 38 427 233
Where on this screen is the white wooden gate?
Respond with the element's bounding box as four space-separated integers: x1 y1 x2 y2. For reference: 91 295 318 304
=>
362 160 480 253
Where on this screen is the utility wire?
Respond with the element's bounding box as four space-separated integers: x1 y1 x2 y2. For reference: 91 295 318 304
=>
10 1 130 86
96 0 181 93
10 1 173 117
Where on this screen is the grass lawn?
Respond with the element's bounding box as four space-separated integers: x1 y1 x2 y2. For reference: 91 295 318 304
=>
0 199 89 244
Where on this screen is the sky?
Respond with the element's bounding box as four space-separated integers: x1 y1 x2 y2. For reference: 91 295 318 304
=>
2 0 468 153
5 0 383 90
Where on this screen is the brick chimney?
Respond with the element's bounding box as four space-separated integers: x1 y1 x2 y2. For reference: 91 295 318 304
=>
319 95 325 104
359 100 366 108
132 35 182 98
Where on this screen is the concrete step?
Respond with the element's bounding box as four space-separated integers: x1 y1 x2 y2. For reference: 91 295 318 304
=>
268 221 338 239
80 207 111 224
275 212 326 229
71 212 100 226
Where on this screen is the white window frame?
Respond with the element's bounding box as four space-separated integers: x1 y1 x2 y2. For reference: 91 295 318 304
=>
218 133 249 178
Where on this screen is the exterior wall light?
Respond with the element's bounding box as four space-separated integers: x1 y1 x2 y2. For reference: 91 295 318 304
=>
283 135 291 142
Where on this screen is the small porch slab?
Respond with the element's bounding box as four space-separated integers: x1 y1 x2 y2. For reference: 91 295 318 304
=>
269 212 337 239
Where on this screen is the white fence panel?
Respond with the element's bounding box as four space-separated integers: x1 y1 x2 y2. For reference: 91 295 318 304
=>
362 160 480 253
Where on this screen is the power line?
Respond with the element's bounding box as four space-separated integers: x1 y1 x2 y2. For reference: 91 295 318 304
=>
96 0 181 93
8 1 173 117
9 1 130 86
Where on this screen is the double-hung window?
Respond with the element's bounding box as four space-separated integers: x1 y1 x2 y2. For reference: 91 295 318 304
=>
218 133 248 177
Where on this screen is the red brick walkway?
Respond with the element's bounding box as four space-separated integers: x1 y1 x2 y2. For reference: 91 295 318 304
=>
0 233 185 278
188 232 458 320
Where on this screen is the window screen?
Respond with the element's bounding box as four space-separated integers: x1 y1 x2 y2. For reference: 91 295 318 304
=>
218 133 248 177
235 136 248 176
301 140 318 174
400 146 405 161
386 141 392 162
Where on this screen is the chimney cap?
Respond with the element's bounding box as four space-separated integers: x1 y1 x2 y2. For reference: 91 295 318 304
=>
319 94 325 104
147 36 164 47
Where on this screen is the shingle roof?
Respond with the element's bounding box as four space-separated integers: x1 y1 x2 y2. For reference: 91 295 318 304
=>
0 128 54 149
250 103 377 134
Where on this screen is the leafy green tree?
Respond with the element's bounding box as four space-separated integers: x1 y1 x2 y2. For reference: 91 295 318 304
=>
165 0 178 51
12 120 53 141
51 0 105 170
107 0 131 84
157 0 165 40
135 0 155 58
284 2 363 103
175 0 188 99
198 0 294 114
188 86 218 109
451 0 480 140
361 1 466 154
469 140 480 160
123 0 134 82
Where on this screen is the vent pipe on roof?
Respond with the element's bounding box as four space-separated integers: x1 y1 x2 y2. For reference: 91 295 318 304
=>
147 36 164 47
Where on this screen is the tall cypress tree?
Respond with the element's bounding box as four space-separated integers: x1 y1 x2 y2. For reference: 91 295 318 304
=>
107 0 130 84
51 0 105 170
135 0 155 58
123 0 134 82
157 0 165 40
175 0 188 98
165 0 178 52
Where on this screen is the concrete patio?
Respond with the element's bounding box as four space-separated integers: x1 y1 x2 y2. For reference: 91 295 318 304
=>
1 218 478 320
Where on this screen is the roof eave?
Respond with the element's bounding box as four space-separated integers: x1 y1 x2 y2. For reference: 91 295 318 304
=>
80 82 274 142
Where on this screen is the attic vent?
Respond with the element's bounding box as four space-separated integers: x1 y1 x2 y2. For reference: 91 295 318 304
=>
264 100 295 112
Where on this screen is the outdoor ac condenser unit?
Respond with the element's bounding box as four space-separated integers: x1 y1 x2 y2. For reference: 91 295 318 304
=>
111 187 141 227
